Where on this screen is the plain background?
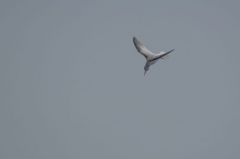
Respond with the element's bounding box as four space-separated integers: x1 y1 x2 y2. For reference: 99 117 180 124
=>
1 0 240 159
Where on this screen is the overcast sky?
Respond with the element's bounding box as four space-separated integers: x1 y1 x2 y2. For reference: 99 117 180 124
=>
1 0 240 159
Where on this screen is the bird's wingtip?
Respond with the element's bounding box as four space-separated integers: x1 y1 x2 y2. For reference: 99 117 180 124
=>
169 49 175 53
132 36 138 44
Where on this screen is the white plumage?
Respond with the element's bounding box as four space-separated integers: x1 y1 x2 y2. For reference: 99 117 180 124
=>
133 37 174 75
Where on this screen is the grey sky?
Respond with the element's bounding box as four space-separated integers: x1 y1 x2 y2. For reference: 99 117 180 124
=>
1 0 240 159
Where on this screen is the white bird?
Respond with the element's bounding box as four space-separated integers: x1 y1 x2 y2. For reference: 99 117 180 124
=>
133 37 174 75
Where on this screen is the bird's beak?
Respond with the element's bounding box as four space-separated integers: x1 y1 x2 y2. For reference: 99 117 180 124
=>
144 71 146 76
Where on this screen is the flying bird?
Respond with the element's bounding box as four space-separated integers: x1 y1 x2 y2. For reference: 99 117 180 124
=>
133 37 174 75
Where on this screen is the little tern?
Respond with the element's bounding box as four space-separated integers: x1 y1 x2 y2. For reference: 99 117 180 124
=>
133 37 174 75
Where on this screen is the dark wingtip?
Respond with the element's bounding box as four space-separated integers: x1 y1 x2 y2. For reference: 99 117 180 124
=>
133 36 138 45
168 49 175 53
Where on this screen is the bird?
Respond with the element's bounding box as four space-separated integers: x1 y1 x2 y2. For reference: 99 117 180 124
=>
133 36 174 75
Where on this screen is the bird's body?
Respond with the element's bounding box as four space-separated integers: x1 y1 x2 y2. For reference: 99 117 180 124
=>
133 37 174 75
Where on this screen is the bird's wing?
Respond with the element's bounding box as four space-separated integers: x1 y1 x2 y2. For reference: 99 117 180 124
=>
151 49 175 61
159 49 174 58
133 37 154 58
